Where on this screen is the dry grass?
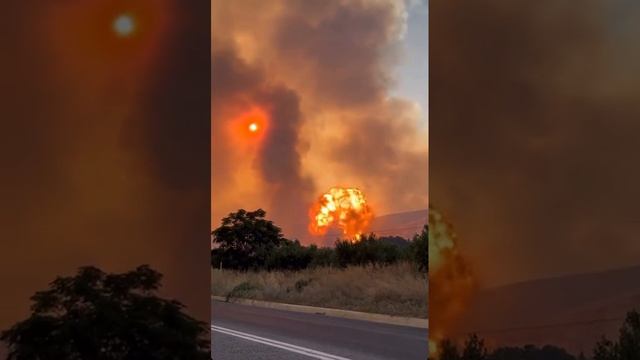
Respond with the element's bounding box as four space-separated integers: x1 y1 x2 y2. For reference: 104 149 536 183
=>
211 263 427 318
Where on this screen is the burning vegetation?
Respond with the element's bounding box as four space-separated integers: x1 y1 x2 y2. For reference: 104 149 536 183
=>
308 187 374 241
429 207 476 356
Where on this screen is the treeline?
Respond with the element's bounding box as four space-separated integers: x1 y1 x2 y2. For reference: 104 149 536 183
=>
210 209 427 272
432 309 640 360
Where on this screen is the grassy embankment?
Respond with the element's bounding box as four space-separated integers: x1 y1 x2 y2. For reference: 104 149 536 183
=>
211 262 427 318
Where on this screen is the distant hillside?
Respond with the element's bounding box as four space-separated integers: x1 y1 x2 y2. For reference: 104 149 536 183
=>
369 209 428 239
454 265 640 354
306 209 427 245
379 236 411 248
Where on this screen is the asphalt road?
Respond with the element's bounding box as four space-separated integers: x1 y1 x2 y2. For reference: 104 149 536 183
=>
211 300 428 360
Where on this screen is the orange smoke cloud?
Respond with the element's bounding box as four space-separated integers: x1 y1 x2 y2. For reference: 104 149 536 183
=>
429 206 476 356
309 187 374 241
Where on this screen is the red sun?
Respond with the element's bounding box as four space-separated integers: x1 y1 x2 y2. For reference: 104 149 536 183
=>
229 107 269 146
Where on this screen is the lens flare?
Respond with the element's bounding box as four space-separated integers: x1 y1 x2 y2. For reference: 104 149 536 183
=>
309 187 373 241
113 14 136 37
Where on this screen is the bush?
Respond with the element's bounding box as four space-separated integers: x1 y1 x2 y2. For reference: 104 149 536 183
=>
266 239 313 271
335 234 402 268
309 246 336 268
294 278 313 292
226 281 260 301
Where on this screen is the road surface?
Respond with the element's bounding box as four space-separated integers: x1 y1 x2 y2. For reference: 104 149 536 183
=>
211 300 428 360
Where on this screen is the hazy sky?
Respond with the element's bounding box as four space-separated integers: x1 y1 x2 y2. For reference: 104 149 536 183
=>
0 0 210 329
431 0 640 287
393 0 428 126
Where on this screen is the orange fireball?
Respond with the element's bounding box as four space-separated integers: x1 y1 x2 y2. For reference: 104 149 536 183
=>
309 187 374 241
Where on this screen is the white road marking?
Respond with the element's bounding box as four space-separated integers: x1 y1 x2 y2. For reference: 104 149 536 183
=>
211 325 352 360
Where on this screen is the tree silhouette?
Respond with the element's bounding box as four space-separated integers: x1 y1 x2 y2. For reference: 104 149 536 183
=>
334 234 401 268
265 239 313 271
593 309 640 360
462 334 488 360
439 338 461 360
211 209 285 270
409 225 428 272
594 337 617 360
1 265 209 360
492 345 576 360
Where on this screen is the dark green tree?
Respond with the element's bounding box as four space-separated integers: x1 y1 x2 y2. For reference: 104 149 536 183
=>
378 236 410 249
618 310 640 359
593 337 617 360
334 234 401 268
1 266 209 360
593 309 640 360
334 238 357 267
211 208 285 270
439 339 461 360
408 224 428 272
492 344 576 360
309 246 336 268
461 334 488 360
266 239 313 271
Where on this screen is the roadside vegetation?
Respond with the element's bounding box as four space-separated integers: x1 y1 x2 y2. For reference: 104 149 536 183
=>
211 209 428 317
211 262 427 318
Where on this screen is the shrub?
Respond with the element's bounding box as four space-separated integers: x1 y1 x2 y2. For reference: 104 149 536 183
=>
226 281 260 301
266 239 313 271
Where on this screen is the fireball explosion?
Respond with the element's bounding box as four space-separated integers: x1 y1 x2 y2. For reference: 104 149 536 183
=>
309 187 374 241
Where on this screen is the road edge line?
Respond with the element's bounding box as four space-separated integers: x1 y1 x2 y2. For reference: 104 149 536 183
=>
212 325 351 360
211 295 428 329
